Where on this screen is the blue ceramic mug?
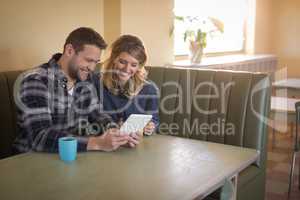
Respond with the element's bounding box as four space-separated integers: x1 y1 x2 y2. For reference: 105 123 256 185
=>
58 137 77 163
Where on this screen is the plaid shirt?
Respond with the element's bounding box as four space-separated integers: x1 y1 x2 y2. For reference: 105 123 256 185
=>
13 54 114 153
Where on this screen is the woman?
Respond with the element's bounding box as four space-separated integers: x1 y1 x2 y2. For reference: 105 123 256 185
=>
98 35 159 135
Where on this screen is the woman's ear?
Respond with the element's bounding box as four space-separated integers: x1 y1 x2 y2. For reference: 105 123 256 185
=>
112 59 119 69
113 57 119 65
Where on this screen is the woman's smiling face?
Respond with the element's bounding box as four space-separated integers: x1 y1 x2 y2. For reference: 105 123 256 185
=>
114 52 139 83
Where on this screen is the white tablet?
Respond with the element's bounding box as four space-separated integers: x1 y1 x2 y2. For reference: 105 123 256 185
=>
119 114 152 134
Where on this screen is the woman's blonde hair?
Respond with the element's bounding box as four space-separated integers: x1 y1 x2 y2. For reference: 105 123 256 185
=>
101 35 148 97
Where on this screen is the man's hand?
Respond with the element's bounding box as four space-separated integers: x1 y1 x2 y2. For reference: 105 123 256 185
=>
87 128 130 151
143 121 155 136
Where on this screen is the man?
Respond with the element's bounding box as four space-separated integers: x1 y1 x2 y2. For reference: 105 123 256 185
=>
13 27 140 153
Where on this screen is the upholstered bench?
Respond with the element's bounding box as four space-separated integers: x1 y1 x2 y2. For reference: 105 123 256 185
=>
146 66 271 200
0 67 271 200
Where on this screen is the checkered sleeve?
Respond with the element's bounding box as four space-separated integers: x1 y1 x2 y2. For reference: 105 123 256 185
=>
76 82 117 136
18 76 88 152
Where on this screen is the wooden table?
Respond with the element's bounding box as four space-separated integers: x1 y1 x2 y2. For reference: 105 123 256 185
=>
273 78 300 89
0 135 259 200
273 78 300 98
271 96 298 113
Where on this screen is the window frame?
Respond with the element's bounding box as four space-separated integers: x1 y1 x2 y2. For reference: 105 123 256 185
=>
173 0 251 59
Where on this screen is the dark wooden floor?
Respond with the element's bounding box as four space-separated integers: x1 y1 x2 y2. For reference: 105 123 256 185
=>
265 127 300 200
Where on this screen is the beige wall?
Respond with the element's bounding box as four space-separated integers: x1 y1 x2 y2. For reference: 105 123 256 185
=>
254 0 300 78
121 0 174 66
254 0 274 54
0 0 104 72
0 0 174 71
103 0 174 66
4 0 298 76
104 0 121 47
272 0 300 78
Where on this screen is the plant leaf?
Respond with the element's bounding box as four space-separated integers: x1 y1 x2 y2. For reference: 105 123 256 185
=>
209 17 224 33
196 29 202 43
169 24 174 37
175 15 184 21
184 32 188 42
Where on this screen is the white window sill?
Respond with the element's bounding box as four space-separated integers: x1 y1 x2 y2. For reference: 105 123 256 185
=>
170 54 277 68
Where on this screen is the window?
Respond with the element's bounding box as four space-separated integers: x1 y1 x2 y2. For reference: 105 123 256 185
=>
174 0 250 56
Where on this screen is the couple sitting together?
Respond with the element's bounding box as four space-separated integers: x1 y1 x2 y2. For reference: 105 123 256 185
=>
13 27 159 153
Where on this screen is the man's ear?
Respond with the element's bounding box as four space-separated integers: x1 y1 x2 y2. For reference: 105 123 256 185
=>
64 44 75 57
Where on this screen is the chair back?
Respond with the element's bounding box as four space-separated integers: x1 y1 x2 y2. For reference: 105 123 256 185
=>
295 101 300 151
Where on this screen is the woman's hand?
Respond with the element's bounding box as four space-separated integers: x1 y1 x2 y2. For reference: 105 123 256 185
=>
143 121 155 136
122 132 141 148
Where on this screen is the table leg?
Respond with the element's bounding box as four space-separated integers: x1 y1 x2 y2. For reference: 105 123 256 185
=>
272 120 276 149
220 175 238 200
231 175 238 200
290 122 294 138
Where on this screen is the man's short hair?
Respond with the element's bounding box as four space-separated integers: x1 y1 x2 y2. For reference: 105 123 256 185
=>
64 27 107 53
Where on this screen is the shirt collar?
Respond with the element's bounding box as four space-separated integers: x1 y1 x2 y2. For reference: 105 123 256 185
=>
47 53 94 85
47 53 68 84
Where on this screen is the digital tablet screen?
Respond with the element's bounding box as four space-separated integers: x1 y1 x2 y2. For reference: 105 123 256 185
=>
119 114 152 134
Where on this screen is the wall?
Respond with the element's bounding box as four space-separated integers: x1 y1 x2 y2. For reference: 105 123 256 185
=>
0 0 174 70
0 0 104 71
104 0 121 48
120 0 174 66
254 0 300 78
254 0 274 54
4 0 295 74
272 0 300 78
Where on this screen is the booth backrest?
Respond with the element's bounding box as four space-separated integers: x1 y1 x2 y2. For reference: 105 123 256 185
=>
0 70 22 159
146 66 271 168
0 67 271 167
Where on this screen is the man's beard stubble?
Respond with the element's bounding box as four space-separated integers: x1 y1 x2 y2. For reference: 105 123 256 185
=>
68 59 79 81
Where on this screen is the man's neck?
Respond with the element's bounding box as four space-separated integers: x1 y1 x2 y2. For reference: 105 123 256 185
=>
57 54 76 86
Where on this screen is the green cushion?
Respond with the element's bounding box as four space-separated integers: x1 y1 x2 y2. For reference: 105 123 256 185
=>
238 165 261 189
145 66 270 200
4 71 23 139
0 73 15 159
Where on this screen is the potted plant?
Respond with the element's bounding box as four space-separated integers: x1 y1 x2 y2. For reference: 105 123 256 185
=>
175 16 224 63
